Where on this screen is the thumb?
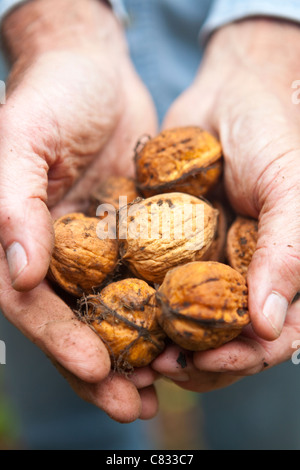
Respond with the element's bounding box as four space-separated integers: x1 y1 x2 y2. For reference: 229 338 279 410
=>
162 80 215 132
0 121 54 291
247 160 300 341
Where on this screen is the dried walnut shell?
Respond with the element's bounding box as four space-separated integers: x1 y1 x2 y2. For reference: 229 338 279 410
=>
135 126 222 198
49 213 119 297
118 192 219 284
226 217 258 277
156 261 250 351
77 278 166 370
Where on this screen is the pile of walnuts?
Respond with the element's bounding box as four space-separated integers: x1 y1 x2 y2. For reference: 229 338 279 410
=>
48 127 258 372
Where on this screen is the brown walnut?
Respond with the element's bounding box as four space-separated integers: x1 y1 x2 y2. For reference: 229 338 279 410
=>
77 278 166 370
48 213 119 297
226 217 258 277
201 201 227 263
118 192 219 284
156 261 250 351
135 126 222 198
87 175 140 217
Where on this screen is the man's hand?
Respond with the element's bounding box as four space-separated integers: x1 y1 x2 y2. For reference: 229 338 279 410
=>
152 18 300 390
0 0 159 421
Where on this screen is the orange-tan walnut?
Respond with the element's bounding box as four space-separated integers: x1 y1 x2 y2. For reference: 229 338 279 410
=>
49 213 119 297
226 216 258 277
118 192 219 284
77 278 166 370
135 126 222 198
156 261 250 351
87 175 140 217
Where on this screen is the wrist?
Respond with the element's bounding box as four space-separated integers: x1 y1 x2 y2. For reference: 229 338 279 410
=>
204 17 300 79
1 0 127 64
191 17 300 125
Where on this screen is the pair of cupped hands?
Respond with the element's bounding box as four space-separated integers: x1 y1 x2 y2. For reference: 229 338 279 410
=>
0 0 299 423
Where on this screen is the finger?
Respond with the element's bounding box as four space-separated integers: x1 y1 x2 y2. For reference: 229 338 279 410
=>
250 298 300 367
0 106 55 291
173 372 241 393
0 246 111 383
59 368 143 423
195 299 300 375
162 83 214 133
193 333 267 375
151 342 248 391
81 373 142 423
247 158 300 340
151 344 193 382
138 385 159 420
128 367 161 389
57 362 159 422
152 345 241 392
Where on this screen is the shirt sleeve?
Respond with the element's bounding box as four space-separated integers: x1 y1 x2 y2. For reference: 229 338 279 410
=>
201 0 300 41
0 0 129 24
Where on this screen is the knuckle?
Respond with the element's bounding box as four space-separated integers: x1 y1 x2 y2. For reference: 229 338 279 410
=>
255 149 300 209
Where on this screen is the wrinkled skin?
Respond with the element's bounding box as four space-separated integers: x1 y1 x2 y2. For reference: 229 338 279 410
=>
1 2 300 420
0 0 159 423
152 18 300 392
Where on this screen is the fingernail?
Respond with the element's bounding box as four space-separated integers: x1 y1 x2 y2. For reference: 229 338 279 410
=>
6 242 28 282
263 291 289 337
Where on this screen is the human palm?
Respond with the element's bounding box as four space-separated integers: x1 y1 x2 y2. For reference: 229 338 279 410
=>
0 45 159 422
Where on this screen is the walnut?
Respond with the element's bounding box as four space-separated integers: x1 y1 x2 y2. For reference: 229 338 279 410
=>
156 261 250 351
118 192 219 284
135 127 222 198
48 213 119 297
226 217 258 277
77 278 166 371
87 175 140 217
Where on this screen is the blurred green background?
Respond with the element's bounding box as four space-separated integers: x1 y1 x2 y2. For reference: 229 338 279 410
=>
0 371 20 449
0 369 205 450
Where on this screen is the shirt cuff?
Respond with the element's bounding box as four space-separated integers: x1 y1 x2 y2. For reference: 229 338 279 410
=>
201 0 300 42
0 0 130 25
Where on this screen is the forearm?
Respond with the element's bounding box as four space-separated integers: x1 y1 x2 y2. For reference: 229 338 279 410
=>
200 18 300 94
1 0 127 63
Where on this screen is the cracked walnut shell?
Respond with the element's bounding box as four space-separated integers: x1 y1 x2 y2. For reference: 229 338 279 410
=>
49 213 119 297
77 278 166 370
156 261 250 351
118 192 219 284
135 126 222 198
